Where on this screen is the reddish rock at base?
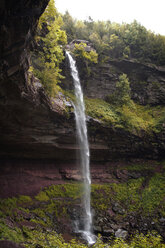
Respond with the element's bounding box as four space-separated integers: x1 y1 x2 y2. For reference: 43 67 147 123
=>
0 241 25 248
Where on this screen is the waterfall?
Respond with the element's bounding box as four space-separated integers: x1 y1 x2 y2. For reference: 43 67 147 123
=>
66 51 95 245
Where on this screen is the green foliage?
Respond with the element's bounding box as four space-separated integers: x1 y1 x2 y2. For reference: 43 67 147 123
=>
33 62 64 96
32 0 67 97
23 227 87 248
0 220 24 243
35 191 49 202
91 184 112 211
91 173 165 216
129 232 165 248
141 173 165 214
62 14 165 65
73 42 98 63
85 97 120 126
44 183 83 199
0 177 165 247
151 105 165 132
84 95 165 134
91 179 143 213
112 178 144 212
62 11 77 42
17 195 32 204
125 162 158 171
118 104 155 133
78 74 163 134
0 197 17 217
106 74 132 106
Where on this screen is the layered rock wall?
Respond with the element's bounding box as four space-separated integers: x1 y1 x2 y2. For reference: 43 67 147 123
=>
0 1 165 200
62 57 165 105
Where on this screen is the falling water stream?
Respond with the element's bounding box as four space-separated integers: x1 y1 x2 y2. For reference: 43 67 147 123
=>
66 51 96 245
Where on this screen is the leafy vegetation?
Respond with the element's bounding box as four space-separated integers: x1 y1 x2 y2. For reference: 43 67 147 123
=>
85 95 165 134
73 42 98 64
62 13 165 65
142 173 165 214
0 169 165 247
1 219 164 248
31 0 67 96
106 74 132 106
64 73 165 135
91 172 165 215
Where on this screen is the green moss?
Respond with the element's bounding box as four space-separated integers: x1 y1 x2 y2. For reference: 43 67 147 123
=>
91 173 165 216
18 195 32 204
115 179 144 213
0 220 24 243
85 98 120 126
32 208 47 219
0 179 165 247
45 183 83 199
142 173 165 214
151 81 161 90
22 227 87 248
91 184 113 211
0 197 17 217
35 191 49 202
30 218 47 227
118 104 156 133
124 161 164 171
64 86 165 135
84 96 165 135
91 179 144 213
151 106 165 132
17 195 33 210
129 232 165 248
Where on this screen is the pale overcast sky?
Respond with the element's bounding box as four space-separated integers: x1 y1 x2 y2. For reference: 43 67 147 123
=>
55 0 165 35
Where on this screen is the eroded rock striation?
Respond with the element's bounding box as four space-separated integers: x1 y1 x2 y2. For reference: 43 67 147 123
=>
0 1 165 200
63 57 165 105
0 3 165 246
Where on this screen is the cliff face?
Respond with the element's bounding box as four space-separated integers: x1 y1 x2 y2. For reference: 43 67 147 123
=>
0 1 165 198
0 0 165 161
0 0 48 78
0 0 76 160
63 57 165 105
62 56 165 160
0 4 165 246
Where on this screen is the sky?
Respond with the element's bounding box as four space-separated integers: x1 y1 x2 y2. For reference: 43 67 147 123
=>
55 0 165 36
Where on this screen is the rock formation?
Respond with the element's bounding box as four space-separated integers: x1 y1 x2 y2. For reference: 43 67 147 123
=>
0 1 164 198
0 2 165 246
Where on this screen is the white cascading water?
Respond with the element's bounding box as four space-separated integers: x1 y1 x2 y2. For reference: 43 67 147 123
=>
66 51 95 245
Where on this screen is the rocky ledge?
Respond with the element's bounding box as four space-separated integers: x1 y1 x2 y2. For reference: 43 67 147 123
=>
62 57 165 105
0 0 164 198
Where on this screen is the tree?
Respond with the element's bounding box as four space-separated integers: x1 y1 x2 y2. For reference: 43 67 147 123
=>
73 43 98 64
62 11 76 42
106 74 132 106
32 0 67 96
109 34 125 58
61 12 165 65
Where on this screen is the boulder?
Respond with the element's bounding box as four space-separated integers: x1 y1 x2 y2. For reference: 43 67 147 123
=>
115 229 128 239
66 39 95 52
